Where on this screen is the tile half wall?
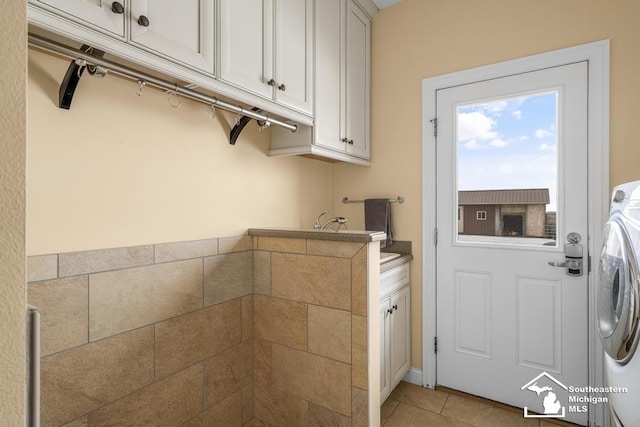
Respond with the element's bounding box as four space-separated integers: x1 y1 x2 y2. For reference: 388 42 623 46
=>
27 234 370 426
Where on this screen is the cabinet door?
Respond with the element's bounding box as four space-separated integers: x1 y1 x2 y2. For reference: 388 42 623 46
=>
130 0 215 73
273 0 312 114
389 286 411 388
219 0 273 98
314 0 345 152
344 0 370 159
380 299 391 402
31 0 125 37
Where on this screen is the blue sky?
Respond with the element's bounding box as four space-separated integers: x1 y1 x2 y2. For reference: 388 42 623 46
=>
457 91 558 211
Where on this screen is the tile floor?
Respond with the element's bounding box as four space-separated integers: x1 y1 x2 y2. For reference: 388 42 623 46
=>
382 382 578 427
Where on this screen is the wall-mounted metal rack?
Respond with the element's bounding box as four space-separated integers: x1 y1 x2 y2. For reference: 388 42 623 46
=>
28 33 297 145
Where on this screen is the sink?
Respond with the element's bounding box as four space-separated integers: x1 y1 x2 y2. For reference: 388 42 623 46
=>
380 252 401 263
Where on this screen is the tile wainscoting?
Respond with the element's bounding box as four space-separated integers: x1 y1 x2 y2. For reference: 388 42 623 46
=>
27 232 380 426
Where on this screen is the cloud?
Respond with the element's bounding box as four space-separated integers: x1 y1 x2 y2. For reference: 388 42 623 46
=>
458 111 497 141
482 101 509 114
540 143 557 152
464 139 482 150
512 110 522 120
489 138 509 148
535 129 553 139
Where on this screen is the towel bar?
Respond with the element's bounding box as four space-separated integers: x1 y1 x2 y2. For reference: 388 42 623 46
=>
342 196 405 204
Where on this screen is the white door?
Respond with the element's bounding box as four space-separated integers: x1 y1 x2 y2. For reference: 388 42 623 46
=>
390 286 411 387
219 0 273 97
130 0 215 73
380 298 391 402
273 0 313 114
31 0 125 37
344 0 370 159
436 62 589 425
313 0 344 152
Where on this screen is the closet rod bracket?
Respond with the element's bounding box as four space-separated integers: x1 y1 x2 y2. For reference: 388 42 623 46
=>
58 45 105 110
230 107 262 145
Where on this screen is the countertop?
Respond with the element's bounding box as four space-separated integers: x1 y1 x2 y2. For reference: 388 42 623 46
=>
248 227 387 243
248 228 412 270
380 253 413 272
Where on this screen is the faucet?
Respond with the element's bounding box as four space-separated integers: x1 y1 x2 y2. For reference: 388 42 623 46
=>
314 211 329 229
322 217 348 230
314 212 348 231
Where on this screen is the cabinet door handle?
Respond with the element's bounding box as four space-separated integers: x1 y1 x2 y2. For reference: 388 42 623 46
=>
111 1 124 14
267 79 276 87
137 15 150 27
348 139 354 145
278 83 286 92
387 308 394 314
393 304 398 311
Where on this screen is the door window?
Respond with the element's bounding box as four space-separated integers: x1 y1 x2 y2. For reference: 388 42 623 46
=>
456 92 558 247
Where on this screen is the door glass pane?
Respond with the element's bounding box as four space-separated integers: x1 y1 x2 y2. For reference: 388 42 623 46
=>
456 91 558 247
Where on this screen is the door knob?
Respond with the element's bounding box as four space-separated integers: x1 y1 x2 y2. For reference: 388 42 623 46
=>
267 79 276 86
138 15 150 27
548 260 581 269
111 1 124 14
278 83 286 92
548 232 584 276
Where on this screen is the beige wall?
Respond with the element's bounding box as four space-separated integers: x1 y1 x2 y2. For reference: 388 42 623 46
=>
27 49 335 256
25 0 640 384
335 0 640 371
0 0 27 424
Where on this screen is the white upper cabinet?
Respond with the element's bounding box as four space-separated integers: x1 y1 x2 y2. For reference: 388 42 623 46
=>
27 0 371 138
130 0 215 73
270 0 374 165
219 0 312 114
30 0 126 37
344 0 370 159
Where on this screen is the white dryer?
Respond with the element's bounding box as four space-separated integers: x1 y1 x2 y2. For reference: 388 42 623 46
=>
598 181 640 426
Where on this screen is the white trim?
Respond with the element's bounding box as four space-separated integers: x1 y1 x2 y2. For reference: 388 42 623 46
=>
402 367 423 386
422 40 610 426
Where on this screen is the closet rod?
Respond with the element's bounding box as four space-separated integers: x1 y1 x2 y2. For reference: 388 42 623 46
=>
28 33 298 133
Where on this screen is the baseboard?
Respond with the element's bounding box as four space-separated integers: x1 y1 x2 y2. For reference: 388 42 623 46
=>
402 367 423 386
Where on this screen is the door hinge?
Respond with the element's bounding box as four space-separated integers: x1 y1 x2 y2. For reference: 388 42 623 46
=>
434 336 438 354
434 228 438 246
430 118 438 137
588 254 592 273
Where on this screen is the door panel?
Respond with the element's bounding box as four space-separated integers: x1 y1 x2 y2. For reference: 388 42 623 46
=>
455 270 492 358
436 62 589 425
344 0 370 159
130 0 215 73
390 287 411 386
32 0 124 37
516 276 562 371
274 0 312 113
219 0 273 97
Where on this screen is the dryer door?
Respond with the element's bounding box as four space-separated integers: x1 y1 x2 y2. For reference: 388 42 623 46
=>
598 216 640 363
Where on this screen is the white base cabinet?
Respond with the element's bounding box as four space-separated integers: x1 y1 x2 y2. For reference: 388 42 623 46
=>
380 261 411 403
